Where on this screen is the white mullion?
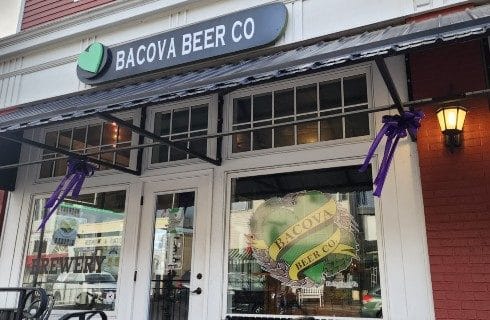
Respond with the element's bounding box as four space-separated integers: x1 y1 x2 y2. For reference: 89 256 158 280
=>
111 124 117 165
271 91 275 148
187 106 191 160
83 124 89 155
250 96 254 151
293 87 297 145
52 130 61 177
67 128 74 174
316 82 320 142
168 110 173 162
344 101 369 109
66 127 74 151
341 78 346 138
97 121 104 163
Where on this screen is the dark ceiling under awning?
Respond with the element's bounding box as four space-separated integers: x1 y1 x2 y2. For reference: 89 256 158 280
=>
0 4 489 133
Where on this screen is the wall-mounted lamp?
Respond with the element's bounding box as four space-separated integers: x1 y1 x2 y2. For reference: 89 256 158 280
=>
436 106 467 152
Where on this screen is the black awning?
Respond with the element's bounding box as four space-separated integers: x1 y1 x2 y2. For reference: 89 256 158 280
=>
0 4 489 133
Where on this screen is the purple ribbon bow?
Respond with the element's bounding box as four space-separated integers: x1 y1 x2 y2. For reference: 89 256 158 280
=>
360 110 424 197
38 158 96 231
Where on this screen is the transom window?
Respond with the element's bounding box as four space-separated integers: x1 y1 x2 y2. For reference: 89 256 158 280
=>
231 74 369 153
151 104 209 164
39 121 133 179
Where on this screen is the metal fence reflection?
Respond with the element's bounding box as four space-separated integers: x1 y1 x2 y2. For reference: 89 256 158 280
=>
150 276 189 320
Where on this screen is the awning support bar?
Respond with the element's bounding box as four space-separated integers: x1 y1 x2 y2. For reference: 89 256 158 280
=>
2 88 489 171
0 133 140 176
96 112 221 166
375 57 416 141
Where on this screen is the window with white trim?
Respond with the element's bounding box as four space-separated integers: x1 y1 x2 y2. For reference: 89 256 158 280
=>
231 74 370 153
22 190 127 312
151 103 210 164
39 120 133 179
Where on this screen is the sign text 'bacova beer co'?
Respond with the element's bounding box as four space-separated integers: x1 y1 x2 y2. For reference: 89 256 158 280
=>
77 3 287 85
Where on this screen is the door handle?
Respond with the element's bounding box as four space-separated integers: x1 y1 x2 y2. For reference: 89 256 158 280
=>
191 287 202 295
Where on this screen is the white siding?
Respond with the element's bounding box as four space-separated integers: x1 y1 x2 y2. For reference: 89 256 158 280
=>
0 0 470 108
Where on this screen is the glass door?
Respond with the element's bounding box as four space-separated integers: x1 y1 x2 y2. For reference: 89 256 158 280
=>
132 175 211 320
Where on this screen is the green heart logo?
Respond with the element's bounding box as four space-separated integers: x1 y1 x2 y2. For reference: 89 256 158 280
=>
250 191 358 285
77 42 105 74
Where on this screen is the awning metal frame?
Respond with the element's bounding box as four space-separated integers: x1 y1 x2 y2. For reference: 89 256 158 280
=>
1 87 488 172
0 133 140 176
375 57 417 141
0 57 427 174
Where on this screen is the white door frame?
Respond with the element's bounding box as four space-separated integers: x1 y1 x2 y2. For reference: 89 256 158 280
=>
132 171 213 320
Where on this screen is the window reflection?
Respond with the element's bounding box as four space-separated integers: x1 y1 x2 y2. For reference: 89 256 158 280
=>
232 74 370 153
152 104 209 164
149 192 195 320
227 166 382 318
40 121 133 179
22 191 126 311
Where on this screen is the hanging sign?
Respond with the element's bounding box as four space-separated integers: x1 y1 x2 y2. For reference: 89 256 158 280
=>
77 3 287 85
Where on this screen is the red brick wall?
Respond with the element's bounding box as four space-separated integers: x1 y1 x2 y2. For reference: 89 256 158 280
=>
22 0 115 30
411 41 490 320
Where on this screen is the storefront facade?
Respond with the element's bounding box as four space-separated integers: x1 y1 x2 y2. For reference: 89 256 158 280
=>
0 1 488 319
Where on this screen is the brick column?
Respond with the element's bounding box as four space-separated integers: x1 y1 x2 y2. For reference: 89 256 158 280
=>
411 40 490 320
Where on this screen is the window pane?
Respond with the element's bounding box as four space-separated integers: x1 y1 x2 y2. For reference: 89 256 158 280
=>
345 105 369 138
40 131 58 178
274 89 294 118
150 192 195 320
233 97 251 124
191 105 208 131
40 154 55 179
117 122 132 143
22 190 127 312
102 122 117 146
115 144 131 167
152 145 169 163
344 75 367 106
274 117 294 148
297 115 318 145
169 134 188 161
87 125 101 148
253 126 272 150
188 131 207 158
296 84 317 114
154 112 171 137
58 129 72 150
319 80 341 110
227 166 381 318
320 109 343 141
101 145 115 164
53 157 68 177
253 93 272 122
172 109 189 134
72 127 87 151
232 124 251 153
45 131 58 148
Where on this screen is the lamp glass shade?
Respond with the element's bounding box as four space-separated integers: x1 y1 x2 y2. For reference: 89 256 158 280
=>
456 108 467 130
436 106 467 132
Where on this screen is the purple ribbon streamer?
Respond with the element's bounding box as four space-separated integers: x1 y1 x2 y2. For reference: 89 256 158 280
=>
360 111 424 197
38 158 96 231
